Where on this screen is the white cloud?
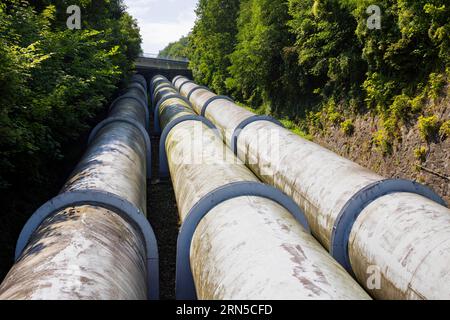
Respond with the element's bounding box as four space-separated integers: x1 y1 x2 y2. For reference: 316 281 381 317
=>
123 0 198 53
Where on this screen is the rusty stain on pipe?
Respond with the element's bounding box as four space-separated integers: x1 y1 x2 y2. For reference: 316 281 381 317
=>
173 76 450 300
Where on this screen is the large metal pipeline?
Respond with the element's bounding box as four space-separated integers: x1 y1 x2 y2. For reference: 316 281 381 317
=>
151 76 371 300
173 76 450 300
0 75 158 300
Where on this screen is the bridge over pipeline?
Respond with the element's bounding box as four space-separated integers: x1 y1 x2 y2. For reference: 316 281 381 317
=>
135 54 192 81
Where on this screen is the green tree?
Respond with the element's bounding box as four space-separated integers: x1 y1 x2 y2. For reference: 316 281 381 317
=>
227 0 300 115
159 35 189 59
0 0 142 278
288 0 366 110
188 0 240 94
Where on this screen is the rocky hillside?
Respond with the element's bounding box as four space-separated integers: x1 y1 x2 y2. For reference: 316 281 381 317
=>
313 88 450 204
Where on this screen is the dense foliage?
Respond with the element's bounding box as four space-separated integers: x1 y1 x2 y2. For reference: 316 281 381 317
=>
0 0 141 277
188 0 240 94
0 0 140 190
158 35 189 59
184 0 450 149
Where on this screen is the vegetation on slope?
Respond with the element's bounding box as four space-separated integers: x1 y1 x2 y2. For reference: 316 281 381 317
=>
170 0 449 154
158 35 189 59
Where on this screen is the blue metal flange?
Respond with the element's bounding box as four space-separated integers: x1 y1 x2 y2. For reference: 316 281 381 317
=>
158 115 217 178
187 86 210 101
153 94 192 135
175 181 310 300
200 95 234 117
330 178 447 273
15 190 159 300
231 115 284 155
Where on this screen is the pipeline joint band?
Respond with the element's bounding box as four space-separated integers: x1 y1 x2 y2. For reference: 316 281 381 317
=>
150 76 170 98
153 94 192 135
14 190 159 300
109 95 150 131
151 82 173 96
175 181 310 300
172 75 185 85
151 84 177 108
200 95 234 117
158 115 217 178
187 86 210 101
88 117 152 179
330 178 447 273
178 79 195 93
131 74 148 91
231 115 284 155
127 82 148 99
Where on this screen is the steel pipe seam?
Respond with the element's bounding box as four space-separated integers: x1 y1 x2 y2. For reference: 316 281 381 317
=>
150 75 169 86
175 77 450 300
153 94 192 135
331 178 447 272
180 82 255 141
158 115 218 178
201 95 234 116
78 120 148 214
151 79 171 95
187 86 210 101
153 83 176 96
165 120 371 300
131 80 147 94
151 74 168 83
175 181 310 300
159 103 196 130
152 80 174 93
152 85 178 108
150 76 170 94
172 78 184 92
231 115 285 155
124 84 148 103
13 190 159 300
172 75 185 85
0 205 148 300
0 77 158 300
173 75 188 86
109 95 150 131
178 79 195 93
127 82 148 99
132 74 148 90
88 117 152 179
150 80 172 106
349 192 450 300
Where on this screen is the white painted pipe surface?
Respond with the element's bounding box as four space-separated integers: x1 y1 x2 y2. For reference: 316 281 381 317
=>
0 78 154 300
153 78 371 300
173 76 450 300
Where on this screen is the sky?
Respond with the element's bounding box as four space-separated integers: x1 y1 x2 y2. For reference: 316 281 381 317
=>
123 0 198 54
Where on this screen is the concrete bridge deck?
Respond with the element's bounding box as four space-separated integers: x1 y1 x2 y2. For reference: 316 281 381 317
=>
135 56 191 80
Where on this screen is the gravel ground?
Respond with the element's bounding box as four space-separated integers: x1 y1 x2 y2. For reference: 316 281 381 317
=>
147 112 180 300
